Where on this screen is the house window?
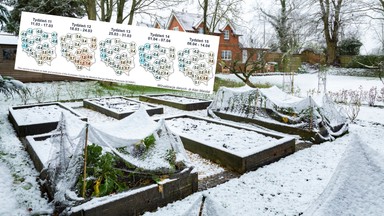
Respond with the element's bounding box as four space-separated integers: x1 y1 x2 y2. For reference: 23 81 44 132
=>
224 30 230 40
3 48 16 60
242 50 248 63
221 50 232 60
198 27 204 34
173 26 179 31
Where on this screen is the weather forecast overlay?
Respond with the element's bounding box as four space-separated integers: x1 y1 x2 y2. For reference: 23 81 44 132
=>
177 48 215 86
15 12 220 94
99 38 136 76
60 33 97 70
20 28 58 66
139 43 175 81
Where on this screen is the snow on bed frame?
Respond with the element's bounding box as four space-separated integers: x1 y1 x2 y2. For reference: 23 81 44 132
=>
83 96 163 119
158 114 296 174
8 102 87 137
139 94 212 111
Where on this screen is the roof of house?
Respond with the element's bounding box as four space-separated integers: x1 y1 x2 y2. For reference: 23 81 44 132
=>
0 34 18 45
166 11 241 35
154 17 169 29
167 11 202 32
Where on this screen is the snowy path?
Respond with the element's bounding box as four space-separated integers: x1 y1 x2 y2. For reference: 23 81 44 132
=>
144 122 384 215
0 163 21 215
305 133 384 215
0 106 53 215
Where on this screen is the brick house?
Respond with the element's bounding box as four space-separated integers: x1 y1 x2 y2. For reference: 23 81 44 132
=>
158 11 244 72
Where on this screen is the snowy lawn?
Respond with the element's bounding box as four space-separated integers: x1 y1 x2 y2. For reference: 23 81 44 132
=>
0 73 383 215
217 72 384 100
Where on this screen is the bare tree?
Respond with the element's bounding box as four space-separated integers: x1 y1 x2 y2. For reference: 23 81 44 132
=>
82 0 97 20
313 0 363 65
197 0 243 34
360 0 384 18
220 50 266 88
115 0 186 25
80 0 115 21
260 0 294 53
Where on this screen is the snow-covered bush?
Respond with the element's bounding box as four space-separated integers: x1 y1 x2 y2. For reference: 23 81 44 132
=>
31 86 47 103
344 90 362 122
51 82 63 101
368 86 377 106
380 87 384 102
328 89 349 104
65 82 80 100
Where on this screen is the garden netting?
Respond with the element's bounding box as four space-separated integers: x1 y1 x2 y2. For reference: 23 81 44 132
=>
45 107 190 204
207 86 349 142
182 194 232 216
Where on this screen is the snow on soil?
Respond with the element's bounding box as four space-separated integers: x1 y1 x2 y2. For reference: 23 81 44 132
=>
1 73 384 215
152 95 206 104
186 151 224 180
166 117 277 154
10 104 81 124
87 97 152 113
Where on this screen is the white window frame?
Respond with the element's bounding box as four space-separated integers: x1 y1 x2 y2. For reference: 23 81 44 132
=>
198 27 204 34
224 30 230 40
242 50 248 63
173 26 179 31
221 50 232 60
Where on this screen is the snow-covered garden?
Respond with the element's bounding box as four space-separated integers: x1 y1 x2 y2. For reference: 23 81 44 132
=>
1 70 384 215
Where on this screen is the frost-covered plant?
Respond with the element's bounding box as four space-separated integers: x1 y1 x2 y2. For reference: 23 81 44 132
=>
307 88 317 97
92 86 105 98
18 88 31 105
31 86 47 103
379 87 384 102
368 86 377 106
294 86 301 97
0 75 27 98
51 82 63 101
65 82 80 100
344 90 362 122
83 84 93 99
79 144 127 198
329 89 349 104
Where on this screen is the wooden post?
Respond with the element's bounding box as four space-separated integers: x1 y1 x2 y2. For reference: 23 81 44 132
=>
198 195 206 216
82 124 89 198
309 96 313 131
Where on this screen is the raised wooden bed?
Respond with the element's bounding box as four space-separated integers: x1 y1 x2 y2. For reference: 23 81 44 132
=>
83 96 163 119
139 94 212 111
8 102 87 137
25 133 198 216
211 110 347 144
159 114 296 174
